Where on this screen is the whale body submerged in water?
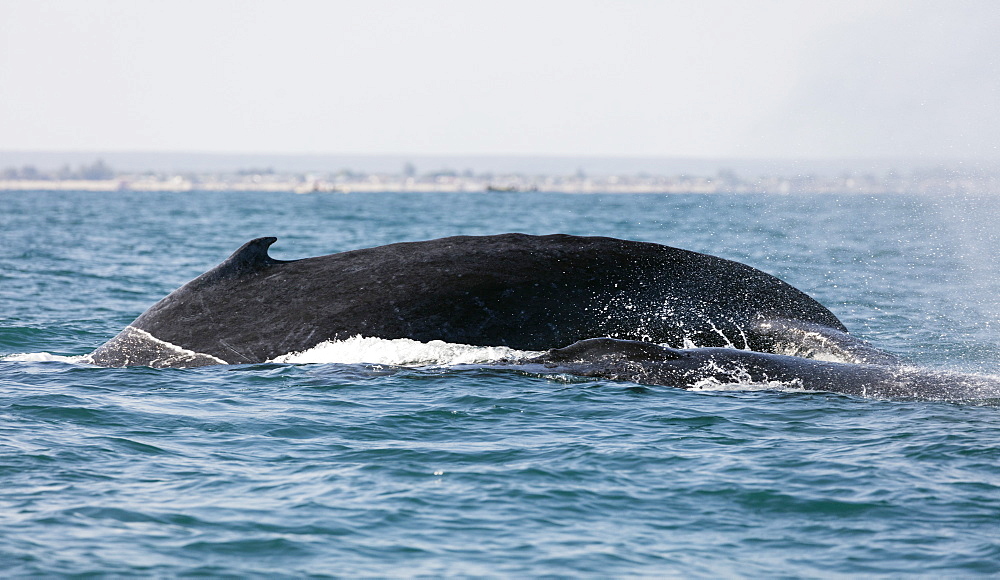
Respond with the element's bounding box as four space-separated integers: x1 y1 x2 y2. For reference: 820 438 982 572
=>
520 338 1000 401
87 234 994 399
88 234 874 367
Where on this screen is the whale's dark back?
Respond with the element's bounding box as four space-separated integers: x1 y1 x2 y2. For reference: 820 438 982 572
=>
92 234 848 366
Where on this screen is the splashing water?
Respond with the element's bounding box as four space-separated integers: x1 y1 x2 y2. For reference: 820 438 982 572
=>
271 335 537 366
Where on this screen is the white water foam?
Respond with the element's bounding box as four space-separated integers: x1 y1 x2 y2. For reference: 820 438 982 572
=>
688 375 811 393
2 352 88 364
271 335 540 367
683 358 808 392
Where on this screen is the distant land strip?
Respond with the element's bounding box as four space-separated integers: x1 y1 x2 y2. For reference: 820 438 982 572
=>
2 158 998 195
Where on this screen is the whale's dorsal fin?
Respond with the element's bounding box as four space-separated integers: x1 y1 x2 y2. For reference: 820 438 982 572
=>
202 237 292 282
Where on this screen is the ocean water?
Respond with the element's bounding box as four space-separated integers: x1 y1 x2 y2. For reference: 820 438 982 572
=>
2 190 999 577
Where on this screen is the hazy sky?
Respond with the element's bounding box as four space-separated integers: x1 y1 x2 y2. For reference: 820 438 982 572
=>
1 0 997 159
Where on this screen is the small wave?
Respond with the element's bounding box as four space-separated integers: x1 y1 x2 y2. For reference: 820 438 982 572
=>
270 335 540 367
685 359 809 393
2 352 88 364
688 374 808 393
689 381 811 393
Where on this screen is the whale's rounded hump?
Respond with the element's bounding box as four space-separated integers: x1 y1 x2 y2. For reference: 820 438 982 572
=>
91 234 859 367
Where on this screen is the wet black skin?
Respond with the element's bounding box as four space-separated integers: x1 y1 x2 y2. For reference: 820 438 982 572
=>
89 234 865 368
523 338 1000 400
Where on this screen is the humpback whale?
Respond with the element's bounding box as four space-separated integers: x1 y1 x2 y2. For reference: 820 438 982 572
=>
85 234 998 400
520 338 1000 400
88 234 883 368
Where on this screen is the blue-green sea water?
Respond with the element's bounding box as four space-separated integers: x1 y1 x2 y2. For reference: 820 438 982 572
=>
2 190 999 577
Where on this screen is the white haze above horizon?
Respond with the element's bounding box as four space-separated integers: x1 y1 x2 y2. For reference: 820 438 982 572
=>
1 0 998 161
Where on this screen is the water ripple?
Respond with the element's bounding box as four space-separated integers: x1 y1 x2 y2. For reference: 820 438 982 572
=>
3 192 1000 576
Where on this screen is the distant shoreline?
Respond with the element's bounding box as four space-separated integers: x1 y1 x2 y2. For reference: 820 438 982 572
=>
3 150 998 176
1 172 995 195
3 152 998 195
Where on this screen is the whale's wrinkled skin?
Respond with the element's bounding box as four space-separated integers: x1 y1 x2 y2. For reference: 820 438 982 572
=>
89 234 878 368
522 338 1000 400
